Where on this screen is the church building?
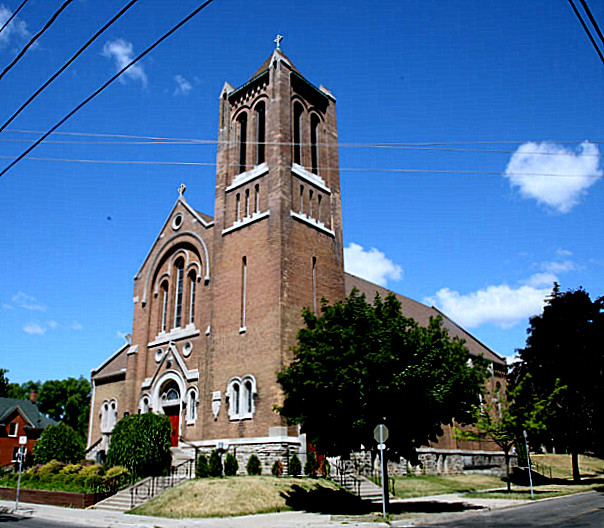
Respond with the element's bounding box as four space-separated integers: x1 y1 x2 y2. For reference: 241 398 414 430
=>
87 47 507 474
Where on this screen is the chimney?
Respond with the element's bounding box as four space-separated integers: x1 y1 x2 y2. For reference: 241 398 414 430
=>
29 390 37 404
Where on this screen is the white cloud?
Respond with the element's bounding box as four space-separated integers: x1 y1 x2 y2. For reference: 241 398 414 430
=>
504 141 602 213
173 74 192 96
70 321 83 330
344 243 403 287
556 248 573 258
46 320 58 329
0 5 31 47
424 272 556 329
541 260 576 274
23 322 46 335
2 304 13 310
102 39 147 87
12 292 46 311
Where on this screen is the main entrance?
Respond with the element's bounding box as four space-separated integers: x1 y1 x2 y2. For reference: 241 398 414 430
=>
160 381 181 447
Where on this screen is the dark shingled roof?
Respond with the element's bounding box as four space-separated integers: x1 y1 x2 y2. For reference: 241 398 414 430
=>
345 273 505 365
0 397 56 429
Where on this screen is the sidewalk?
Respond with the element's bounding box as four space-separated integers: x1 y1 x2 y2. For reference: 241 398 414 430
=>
0 492 528 528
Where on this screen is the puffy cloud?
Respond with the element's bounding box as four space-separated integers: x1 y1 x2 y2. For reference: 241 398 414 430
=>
556 248 573 258
23 322 46 335
102 39 147 87
0 5 31 47
344 243 403 287
424 273 555 329
173 74 192 96
12 292 46 311
541 260 576 274
46 320 58 329
70 321 83 330
504 141 602 213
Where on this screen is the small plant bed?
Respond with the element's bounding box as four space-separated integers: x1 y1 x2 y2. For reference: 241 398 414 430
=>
130 476 359 518
388 474 504 499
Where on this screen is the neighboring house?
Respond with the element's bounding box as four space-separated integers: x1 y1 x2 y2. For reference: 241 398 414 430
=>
0 397 56 466
87 48 507 473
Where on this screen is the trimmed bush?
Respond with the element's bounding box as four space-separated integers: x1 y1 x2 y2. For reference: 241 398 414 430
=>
246 454 262 475
208 450 223 477
271 459 283 477
288 453 301 476
33 423 84 464
106 413 172 478
224 453 238 476
304 451 319 477
196 454 209 478
104 465 130 491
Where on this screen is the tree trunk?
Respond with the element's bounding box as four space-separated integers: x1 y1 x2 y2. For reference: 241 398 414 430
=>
571 451 581 482
504 447 511 493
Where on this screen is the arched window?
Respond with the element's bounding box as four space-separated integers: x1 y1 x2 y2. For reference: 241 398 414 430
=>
299 185 304 214
139 396 150 414
244 380 253 414
236 193 241 221
186 388 198 423
293 102 303 165
254 184 260 214
174 258 184 328
188 271 196 325
227 376 256 420
240 257 247 330
317 194 322 223
255 101 265 165
237 112 247 174
309 189 314 218
245 188 250 217
101 399 118 433
233 382 240 415
160 281 169 333
310 113 320 174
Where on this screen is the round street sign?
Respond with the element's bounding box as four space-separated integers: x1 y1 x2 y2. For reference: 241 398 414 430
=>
373 424 389 443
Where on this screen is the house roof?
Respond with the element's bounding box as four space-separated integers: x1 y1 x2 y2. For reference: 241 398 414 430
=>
0 398 56 430
344 273 505 365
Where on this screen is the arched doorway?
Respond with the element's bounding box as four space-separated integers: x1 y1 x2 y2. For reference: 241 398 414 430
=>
160 380 181 447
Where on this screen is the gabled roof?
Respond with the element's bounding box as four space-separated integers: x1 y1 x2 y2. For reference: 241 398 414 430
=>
0 398 56 430
91 342 128 381
251 48 301 79
344 273 505 365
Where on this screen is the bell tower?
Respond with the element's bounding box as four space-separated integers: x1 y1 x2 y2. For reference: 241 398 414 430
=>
208 45 345 440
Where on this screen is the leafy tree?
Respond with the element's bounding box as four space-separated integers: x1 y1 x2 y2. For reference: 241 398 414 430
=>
277 290 487 463
208 450 223 477
288 453 302 476
224 453 239 476
33 423 84 464
195 454 209 478
106 413 171 478
271 459 283 477
513 284 604 481
246 454 262 475
0 369 8 397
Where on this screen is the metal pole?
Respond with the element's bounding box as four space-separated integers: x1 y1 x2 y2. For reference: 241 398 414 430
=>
15 447 23 511
523 430 534 500
379 428 386 520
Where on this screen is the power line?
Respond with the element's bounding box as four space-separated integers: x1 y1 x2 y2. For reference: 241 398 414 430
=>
0 0 217 180
0 0 140 134
0 0 31 38
0 0 75 84
567 0 604 66
0 154 601 179
579 0 604 49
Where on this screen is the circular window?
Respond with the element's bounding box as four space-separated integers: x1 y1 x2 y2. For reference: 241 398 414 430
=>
154 348 164 363
172 213 184 230
183 341 193 357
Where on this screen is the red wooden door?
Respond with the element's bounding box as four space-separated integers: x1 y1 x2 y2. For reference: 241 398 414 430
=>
165 407 179 447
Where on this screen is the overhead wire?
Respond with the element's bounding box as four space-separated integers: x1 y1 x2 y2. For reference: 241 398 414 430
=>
0 0 217 180
0 0 31 38
578 0 604 49
0 0 140 134
0 0 75 83
566 0 604 66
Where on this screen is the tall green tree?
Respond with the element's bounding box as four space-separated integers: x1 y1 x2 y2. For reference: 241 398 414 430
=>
514 284 604 481
277 290 488 463
0 369 8 397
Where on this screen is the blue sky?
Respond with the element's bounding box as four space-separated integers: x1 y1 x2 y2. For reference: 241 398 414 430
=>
1 0 603 383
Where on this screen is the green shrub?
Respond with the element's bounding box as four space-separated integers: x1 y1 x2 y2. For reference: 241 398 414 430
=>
271 459 283 477
36 460 64 477
288 453 301 476
208 450 222 477
304 452 319 477
224 453 238 476
59 463 81 475
104 466 130 491
246 454 262 475
105 413 172 478
78 463 102 478
196 454 209 478
84 474 104 491
33 424 84 464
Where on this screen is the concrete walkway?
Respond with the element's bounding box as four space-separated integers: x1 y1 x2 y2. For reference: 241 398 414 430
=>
0 491 530 528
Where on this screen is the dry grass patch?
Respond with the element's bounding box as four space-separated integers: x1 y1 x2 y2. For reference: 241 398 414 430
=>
391 474 504 499
531 454 604 480
467 482 603 500
130 476 341 518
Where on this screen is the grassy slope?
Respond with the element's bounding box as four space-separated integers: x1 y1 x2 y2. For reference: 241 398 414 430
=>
531 454 604 480
390 474 504 499
130 476 341 518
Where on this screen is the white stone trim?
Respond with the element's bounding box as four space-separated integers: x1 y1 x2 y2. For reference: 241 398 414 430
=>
222 210 270 236
292 163 331 194
189 435 301 447
290 211 335 237
226 162 268 192
142 341 199 389
92 343 129 375
416 447 507 456
149 325 200 347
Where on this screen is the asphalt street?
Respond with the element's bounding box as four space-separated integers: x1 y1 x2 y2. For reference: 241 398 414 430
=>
421 490 604 527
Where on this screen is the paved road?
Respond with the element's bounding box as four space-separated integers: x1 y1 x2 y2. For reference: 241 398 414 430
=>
420 490 604 527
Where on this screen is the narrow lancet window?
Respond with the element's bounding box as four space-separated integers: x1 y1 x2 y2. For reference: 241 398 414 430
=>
238 113 247 174
174 258 184 328
299 185 304 214
241 256 247 330
254 184 260 213
236 193 241 221
293 102 303 165
312 256 317 313
188 272 196 324
256 102 265 165
310 113 319 174
309 190 314 218
317 194 322 223
160 281 169 332
245 188 250 217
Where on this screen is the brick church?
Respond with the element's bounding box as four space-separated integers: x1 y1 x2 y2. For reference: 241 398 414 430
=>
87 47 507 473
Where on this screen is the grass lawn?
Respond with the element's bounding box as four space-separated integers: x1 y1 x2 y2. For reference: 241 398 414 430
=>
390 474 504 499
130 476 359 518
467 482 604 500
530 454 604 480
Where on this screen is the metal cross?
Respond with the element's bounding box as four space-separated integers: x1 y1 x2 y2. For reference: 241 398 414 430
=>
178 183 186 197
274 34 284 49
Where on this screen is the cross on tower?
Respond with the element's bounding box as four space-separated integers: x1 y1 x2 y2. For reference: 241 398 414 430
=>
178 183 186 197
273 34 284 49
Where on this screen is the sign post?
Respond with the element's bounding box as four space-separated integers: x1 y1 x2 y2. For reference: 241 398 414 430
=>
523 430 534 500
15 436 27 511
373 424 389 519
